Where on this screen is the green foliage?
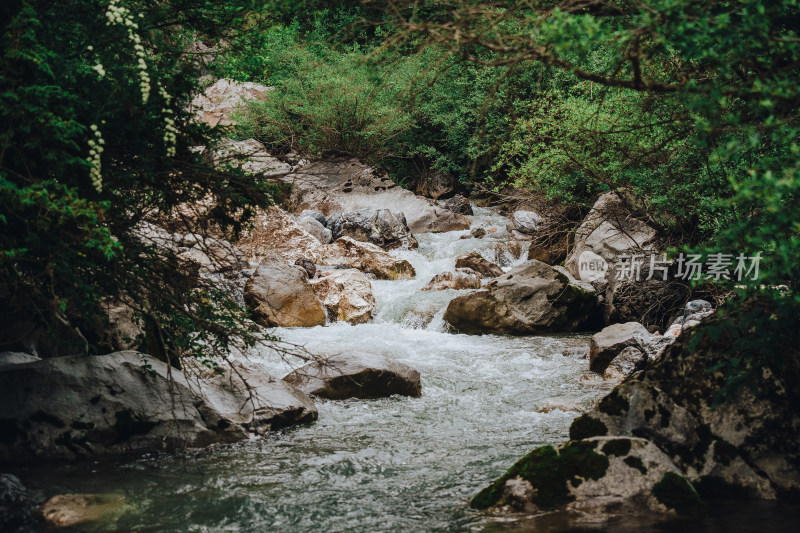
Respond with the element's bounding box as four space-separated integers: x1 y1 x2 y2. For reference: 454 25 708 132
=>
652 472 705 516
360 0 800 397
235 47 414 161
223 10 549 185
0 0 275 360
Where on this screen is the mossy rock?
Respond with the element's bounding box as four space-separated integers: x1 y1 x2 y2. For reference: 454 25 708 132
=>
652 472 705 515
472 437 705 520
569 414 608 440
471 440 609 510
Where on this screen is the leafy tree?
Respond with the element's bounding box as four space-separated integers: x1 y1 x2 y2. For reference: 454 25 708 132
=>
375 0 800 394
0 0 278 364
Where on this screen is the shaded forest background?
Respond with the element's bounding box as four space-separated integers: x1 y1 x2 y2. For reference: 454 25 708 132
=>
1 0 798 392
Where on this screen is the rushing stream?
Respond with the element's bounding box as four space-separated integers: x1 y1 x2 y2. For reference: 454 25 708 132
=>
9 208 799 532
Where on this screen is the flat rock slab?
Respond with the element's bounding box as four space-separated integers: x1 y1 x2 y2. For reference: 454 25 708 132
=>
283 353 422 400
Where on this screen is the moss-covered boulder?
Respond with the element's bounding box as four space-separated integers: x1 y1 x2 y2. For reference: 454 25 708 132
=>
568 310 800 500
471 437 702 518
443 260 600 335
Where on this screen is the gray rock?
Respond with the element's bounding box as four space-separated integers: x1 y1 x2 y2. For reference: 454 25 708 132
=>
444 194 473 215
603 346 648 382
294 258 317 279
203 363 318 433
236 206 323 265
277 157 470 234
507 210 542 235
103 303 143 352
420 268 481 291
565 192 658 281
131 221 181 255
470 227 487 239
244 255 326 328
0 351 40 368
328 209 418 250
41 493 128 529
589 322 653 374
471 437 702 518
487 241 526 267
569 314 796 499
283 352 422 399
454 251 504 278
300 209 328 227
297 215 332 244
179 237 247 275
191 78 273 128
443 260 600 335
0 352 317 460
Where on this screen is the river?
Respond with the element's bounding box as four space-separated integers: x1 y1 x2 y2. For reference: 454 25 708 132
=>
10 208 798 532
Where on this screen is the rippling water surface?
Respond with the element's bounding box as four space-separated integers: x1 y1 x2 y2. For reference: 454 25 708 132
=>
12 208 794 532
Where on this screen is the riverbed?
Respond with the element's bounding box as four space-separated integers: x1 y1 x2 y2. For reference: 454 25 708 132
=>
10 208 796 532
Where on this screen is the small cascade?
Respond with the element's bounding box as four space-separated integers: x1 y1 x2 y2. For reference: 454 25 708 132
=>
16 206 604 532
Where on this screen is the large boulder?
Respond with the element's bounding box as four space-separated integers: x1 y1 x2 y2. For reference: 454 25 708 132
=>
0 351 317 460
210 139 290 178
589 321 653 374
454 251 504 278
565 192 658 281
244 255 326 328
310 269 376 324
191 78 272 127
277 157 470 233
471 437 702 519
443 260 600 335
236 206 323 264
283 353 422 399
506 210 542 239
569 304 800 500
203 363 318 432
421 268 481 291
319 237 415 280
327 209 418 249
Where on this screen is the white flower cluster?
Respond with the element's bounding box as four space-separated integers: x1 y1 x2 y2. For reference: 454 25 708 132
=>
159 85 178 157
86 124 106 193
105 0 150 103
91 63 106 77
